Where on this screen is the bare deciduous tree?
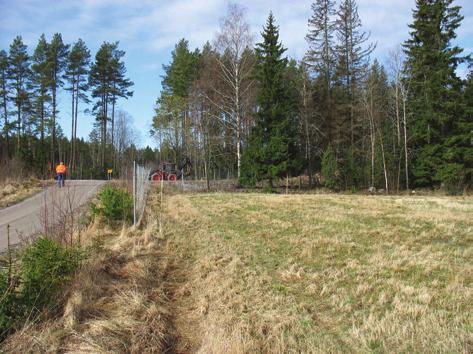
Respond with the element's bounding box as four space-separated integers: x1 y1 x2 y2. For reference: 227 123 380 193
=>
389 48 410 190
212 3 255 179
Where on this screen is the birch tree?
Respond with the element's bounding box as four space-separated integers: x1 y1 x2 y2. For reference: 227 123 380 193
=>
213 3 254 179
389 47 410 190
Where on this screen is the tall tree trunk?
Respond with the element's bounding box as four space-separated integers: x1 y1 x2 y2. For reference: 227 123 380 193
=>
1 80 8 156
17 105 21 152
73 79 79 171
235 64 241 180
302 77 313 188
70 83 75 170
51 86 57 164
403 98 409 190
377 127 389 193
370 120 375 187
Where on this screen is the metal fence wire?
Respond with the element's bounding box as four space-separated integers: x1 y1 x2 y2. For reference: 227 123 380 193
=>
133 161 151 226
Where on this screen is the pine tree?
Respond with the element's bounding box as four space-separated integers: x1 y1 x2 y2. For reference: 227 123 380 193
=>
404 0 466 189
162 39 200 98
8 36 31 153
31 34 51 150
0 50 9 155
109 43 133 157
89 42 132 168
89 42 114 167
240 13 301 186
47 33 69 164
66 39 90 171
159 39 200 163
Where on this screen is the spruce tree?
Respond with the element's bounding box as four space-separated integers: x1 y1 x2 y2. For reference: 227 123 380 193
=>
306 0 336 84
240 13 300 186
334 0 374 188
305 0 336 146
321 144 339 190
461 65 473 187
404 0 466 188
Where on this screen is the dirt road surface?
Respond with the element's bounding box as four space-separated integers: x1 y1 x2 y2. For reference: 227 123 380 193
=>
0 180 105 251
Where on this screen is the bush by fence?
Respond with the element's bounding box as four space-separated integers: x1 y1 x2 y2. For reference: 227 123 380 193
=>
90 184 133 223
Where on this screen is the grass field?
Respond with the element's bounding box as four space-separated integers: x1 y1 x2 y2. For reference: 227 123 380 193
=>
2 189 472 353
163 192 473 353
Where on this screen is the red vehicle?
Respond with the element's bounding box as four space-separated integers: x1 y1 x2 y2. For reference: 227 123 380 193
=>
149 158 192 182
150 161 178 182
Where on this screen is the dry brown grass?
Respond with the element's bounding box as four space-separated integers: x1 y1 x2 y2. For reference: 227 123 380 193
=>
0 178 44 208
2 189 472 353
160 192 473 353
1 192 178 354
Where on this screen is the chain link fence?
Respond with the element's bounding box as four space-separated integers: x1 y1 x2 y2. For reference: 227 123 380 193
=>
132 162 151 226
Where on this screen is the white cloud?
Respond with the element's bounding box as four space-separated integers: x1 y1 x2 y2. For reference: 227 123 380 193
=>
1 0 471 146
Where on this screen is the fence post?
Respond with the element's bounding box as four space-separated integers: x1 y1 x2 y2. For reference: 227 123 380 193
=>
133 160 136 226
7 224 12 284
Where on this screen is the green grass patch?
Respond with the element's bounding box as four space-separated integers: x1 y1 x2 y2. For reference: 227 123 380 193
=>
165 192 473 352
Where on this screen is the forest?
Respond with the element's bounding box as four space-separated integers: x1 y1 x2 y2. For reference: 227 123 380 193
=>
0 34 156 180
153 0 473 193
1 0 472 193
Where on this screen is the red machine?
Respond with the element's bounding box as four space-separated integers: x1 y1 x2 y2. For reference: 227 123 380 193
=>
149 158 192 182
150 162 178 182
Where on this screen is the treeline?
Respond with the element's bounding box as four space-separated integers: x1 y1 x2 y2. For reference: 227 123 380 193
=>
0 33 146 179
153 0 473 193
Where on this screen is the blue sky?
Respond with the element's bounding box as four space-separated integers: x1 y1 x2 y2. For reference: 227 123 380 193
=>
1 0 472 148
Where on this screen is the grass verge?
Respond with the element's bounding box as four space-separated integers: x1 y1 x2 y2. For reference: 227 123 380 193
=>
1 187 176 353
0 178 44 208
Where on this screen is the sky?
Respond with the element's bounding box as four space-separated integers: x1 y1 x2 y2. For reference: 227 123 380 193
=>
1 0 472 148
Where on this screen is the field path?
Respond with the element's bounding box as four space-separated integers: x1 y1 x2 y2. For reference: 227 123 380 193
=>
0 180 105 251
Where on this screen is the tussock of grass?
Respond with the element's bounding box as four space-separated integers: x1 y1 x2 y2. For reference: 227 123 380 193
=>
162 193 473 353
0 178 43 208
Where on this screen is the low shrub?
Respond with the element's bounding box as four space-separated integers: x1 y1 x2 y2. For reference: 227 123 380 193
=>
91 184 133 223
321 145 340 191
262 185 278 194
0 271 17 339
20 237 81 312
0 238 81 341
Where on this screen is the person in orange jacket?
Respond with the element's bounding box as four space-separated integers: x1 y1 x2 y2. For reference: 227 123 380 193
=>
56 162 67 188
